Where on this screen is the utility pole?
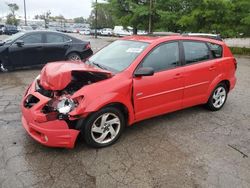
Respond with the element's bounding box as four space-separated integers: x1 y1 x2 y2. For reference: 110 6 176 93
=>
95 0 97 38
148 0 152 34
24 0 27 26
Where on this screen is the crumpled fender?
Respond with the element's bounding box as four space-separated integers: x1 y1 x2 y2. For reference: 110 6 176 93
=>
70 92 135 125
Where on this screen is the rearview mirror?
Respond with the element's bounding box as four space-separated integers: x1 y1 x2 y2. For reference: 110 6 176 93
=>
15 40 24 47
134 67 154 77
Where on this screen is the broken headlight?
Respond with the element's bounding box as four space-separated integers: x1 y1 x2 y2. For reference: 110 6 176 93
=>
56 97 76 114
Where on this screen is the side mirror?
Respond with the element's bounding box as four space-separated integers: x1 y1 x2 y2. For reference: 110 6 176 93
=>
134 67 154 77
15 40 24 47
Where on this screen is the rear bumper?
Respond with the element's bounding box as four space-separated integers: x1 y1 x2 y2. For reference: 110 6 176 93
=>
21 82 80 149
81 48 93 59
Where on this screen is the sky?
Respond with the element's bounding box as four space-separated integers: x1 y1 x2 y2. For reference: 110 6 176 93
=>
0 0 102 19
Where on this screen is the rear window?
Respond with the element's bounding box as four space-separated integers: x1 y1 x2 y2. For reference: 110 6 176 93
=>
46 33 70 43
207 43 223 58
183 41 210 64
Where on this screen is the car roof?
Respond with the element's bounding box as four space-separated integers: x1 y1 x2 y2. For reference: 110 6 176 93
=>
122 35 162 43
23 30 63 34
122 35 224 45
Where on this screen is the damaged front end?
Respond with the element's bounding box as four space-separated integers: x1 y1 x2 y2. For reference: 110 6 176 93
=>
38 62 111 119
21 62 112 148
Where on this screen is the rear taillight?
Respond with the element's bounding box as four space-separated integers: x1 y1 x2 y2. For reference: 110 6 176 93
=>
85 43 91 49
233 58 237 70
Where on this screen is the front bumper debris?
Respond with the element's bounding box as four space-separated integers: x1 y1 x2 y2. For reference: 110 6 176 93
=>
21 81 80 149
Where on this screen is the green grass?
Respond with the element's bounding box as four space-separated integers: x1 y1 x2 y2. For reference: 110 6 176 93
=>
230 47 250 56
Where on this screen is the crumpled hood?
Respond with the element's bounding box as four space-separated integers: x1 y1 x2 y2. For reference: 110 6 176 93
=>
39 61 112 91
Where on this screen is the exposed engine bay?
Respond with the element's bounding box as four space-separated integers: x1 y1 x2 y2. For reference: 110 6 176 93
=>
59 71 110 95
36 71 110 116
32 62 112 118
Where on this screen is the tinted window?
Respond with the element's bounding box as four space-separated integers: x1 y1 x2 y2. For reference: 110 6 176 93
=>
183 41 210 64
141 42 179 72
208 42 223 58
46 33 68 43
22 34 42 44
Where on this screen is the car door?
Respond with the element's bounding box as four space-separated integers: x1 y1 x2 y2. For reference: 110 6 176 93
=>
181 40 219 108
43 33 70 63
133 41 185 121
8 33 44 67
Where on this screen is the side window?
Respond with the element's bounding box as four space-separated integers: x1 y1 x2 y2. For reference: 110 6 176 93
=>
141 42 179 72
22 34 43 44
46 33 66 43
183 41 210 64
208 42 223 58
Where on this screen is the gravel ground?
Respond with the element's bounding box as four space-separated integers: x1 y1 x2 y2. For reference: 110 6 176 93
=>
0 34 250 188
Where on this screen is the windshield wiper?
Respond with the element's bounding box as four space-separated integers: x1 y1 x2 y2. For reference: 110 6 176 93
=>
92 62 107 70
85 59 110 71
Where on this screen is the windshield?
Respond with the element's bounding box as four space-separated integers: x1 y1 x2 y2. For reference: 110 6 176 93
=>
3 32 24 43
88 40 148 72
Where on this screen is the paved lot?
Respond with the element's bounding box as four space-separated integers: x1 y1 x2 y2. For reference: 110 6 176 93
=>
0 34 250 188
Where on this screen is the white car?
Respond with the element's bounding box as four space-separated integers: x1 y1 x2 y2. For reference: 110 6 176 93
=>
113 26 132 37
137 30 148 35
100 28 113 36
79 29 91 35
18 26 33 32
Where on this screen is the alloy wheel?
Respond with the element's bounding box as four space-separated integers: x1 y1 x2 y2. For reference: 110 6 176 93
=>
90 113 121 144
212 86 226 108
69 55 81 61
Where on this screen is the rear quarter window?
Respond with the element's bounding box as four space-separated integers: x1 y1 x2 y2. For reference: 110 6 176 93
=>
207 43 223 58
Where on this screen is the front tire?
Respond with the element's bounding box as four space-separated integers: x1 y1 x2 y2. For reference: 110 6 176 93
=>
82 107 125 148
206 83 228 111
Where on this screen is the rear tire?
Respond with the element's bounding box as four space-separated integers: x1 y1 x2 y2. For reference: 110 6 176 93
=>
206 83 228 111
67 53 81 61
82 107 125 148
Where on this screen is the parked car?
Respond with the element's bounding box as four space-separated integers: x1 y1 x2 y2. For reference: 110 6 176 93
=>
65 27 74 33
2 25 19 35
18 25 33 32
113 26 132 37
79 28 91 35
137 30 148 35
100 28 113 36
21 35 237 148
0 30 93 71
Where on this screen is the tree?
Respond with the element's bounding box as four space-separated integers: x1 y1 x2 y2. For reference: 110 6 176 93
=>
87 3 115 29
93 0 250 37
230 0 250 37
6 3 19 26
107 0 153 34
74 17 86 23
36 11 51 28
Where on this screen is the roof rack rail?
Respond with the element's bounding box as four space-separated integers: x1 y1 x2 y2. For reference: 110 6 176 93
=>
182 33 223 41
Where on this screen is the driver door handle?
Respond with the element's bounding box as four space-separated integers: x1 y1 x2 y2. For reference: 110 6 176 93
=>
209 66 216 71
173 73 183 79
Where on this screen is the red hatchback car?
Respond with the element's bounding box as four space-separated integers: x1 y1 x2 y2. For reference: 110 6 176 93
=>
21 35 237 148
